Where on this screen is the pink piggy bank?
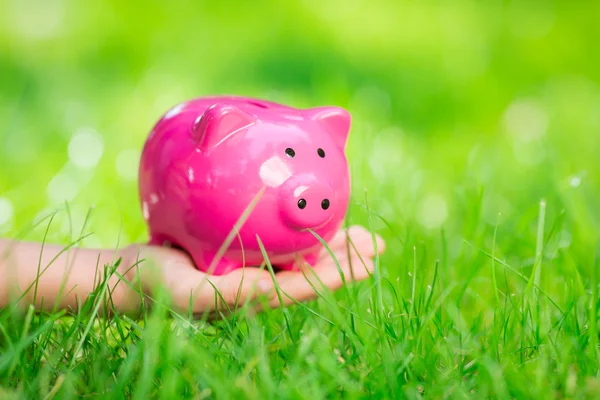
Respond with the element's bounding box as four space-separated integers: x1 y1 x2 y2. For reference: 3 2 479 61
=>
138 96 352 275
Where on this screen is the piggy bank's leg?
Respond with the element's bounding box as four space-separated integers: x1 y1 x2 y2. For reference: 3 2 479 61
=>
148 233 167 246
303 252 319 267
194 251 241 276
277 252 320 272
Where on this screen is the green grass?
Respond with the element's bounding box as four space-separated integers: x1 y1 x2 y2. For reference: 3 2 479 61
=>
1 0 600 398
0 204 599 399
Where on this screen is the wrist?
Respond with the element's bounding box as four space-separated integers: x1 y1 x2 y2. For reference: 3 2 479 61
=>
114 243 175 313
103 245 147 313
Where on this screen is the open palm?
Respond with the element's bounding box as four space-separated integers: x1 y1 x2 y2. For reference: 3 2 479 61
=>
122 226 385 315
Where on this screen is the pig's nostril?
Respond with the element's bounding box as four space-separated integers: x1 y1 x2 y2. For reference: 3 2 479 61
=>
298 198 307 209
321 199 330 210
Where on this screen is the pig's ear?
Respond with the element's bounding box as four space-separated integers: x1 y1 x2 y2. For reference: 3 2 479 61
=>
308 106 352 150
192 104 255 150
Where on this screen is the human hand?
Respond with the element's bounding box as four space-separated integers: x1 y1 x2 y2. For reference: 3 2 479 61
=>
119 225 385 316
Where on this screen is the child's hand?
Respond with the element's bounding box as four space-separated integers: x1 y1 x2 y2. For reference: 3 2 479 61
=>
120 226 385 315
0 226 385 316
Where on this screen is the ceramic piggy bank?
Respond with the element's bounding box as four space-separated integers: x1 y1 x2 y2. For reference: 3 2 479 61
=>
138 96 352 275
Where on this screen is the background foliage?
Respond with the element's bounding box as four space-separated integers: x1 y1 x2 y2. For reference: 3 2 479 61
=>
1 0 599 398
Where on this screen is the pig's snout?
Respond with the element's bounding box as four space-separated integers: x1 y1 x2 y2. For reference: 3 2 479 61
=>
279 174 335 230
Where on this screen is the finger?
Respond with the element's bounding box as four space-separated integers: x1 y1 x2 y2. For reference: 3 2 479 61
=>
322 225 371 250
163 264 273 314
269 255 375 307
267 228 384 306
212 267 274 310
316 232 384 283
318 226 386 263
344 231 386 271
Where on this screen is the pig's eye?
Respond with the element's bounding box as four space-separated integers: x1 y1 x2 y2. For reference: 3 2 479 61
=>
298 198 307 209
317 148 325 158
285 148 296 158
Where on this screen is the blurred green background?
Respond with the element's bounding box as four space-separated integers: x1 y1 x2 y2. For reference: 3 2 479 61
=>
1 0 599 294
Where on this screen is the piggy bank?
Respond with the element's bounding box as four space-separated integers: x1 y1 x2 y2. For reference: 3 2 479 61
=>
138 95 351 275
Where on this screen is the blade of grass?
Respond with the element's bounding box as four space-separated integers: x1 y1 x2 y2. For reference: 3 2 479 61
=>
364 189 383 317
528 199 547 297
32 212 57 308
590 243 599 366
465 241 563 314
491 213 501 306
256 235 295 343
408 246 417 333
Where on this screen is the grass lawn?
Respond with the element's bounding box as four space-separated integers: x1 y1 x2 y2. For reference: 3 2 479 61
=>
1 0 599 398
